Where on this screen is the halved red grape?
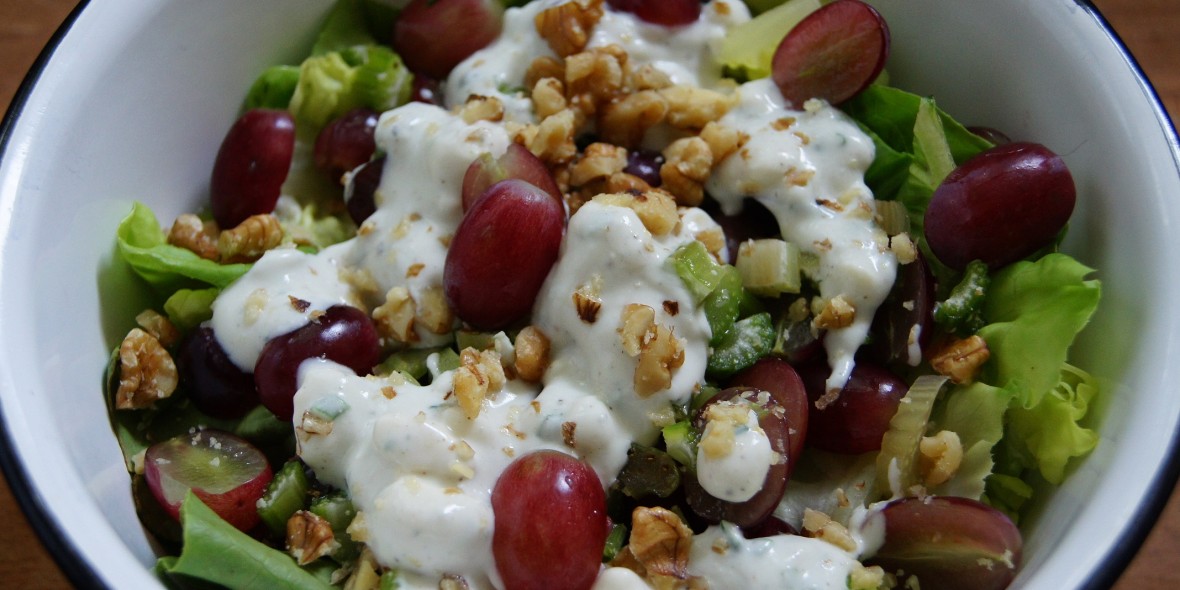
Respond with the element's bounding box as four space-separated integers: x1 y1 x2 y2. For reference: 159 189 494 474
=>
314 108 379 183
254 305 381 420
685 387 791 527
924 141 1076 270
144 430 273 532
606 0 700 27
770 0 889 108
393 0 504 79
461 144 562 212
868 496 1022 590
345 155 385 225
210 109 295 228
492 450 608 590
798 360 907 454
177 327 260 419
411 75 442 105
729 358 809 475
444 179 566 330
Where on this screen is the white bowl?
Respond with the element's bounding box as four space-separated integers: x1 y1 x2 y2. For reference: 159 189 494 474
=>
1 1 1177 588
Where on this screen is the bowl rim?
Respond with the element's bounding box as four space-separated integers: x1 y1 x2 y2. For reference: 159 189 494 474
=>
0 1 1178 589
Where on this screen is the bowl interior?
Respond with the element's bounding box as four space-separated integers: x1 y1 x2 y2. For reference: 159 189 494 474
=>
1 0 1178 588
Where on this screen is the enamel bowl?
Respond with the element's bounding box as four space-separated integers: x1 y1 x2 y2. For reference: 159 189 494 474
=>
1 1 1177 588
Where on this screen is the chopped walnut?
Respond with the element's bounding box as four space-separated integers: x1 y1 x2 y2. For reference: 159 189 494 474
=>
605 172 653 194
528 109 578 165
919 430 964 488
813 295 857 330
658 85 737 130
628 63 673 92
459 95 505 124
618 303 656 357
930 335 990 384
534 0 604 57
524 56 566 91
415 286 455 335
629 506 693 580
453 348 506 420
565 47 626 115
592 191 679 236
573 276 603 323
598 90 669 148
167 213 220 261
342 547 382 590
115 328 178 410
660 137 713 207
634 324 685 397
439 575 471 590
889 232 918 264
286 510 339 566
135 309 179 348
218 214 283 262
570 142 628 187
694 227 726 261
562 421 577 447
699 401 755 459
372 286 418 343
514 326 551 383
699 122 748 164
801 508 858 552
849 564 888 590
532 77 568 120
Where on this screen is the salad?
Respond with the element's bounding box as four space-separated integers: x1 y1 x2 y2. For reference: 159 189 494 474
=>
104 0 1103 589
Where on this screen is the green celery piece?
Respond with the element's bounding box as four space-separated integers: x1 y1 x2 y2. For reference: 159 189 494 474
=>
455 330 498 351
978 253 1101 409
116 203 252 295
376 347 444 380
434 347 462 373
310 492 360 562
933 259 990 335
233 404 294 444
163 288 219 333
706 312 775 378
312 0 378 56
380 571 402 590
702 266 744 347
244 65 301 110
602 524 628 562
257 460 311 535
161 493 333 590
669 241 728 303
716 0 821 79
662 420 699 470
691 385 721 413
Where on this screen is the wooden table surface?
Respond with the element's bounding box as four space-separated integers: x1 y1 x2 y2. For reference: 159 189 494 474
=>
2 0 1179 588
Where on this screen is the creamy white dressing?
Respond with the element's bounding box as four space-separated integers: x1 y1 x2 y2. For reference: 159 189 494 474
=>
706 78 896 394
696 408 773 503
688 524 861 590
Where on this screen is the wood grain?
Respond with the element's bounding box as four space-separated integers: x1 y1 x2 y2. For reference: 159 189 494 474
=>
0 0 1177 587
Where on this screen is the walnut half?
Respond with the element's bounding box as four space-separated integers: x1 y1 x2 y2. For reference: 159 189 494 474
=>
115 328 178 410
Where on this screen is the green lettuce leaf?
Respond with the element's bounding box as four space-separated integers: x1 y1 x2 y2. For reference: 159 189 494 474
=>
311 0 379 56
1002 363 1100 484
116 202 251 295
159 493 332 590
288 45 412 130
244 65 301 110
978 253 1102 408
928 381 1016 499
163 288 219 333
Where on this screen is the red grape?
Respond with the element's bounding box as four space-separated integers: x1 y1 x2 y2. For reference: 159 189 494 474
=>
924 141 1076 270
461 144 562 212
771 0 889 108
623 149 665 187
177 327 260 419
144 430 273 532
412 75 442 105
345 155 384 225
729 358 809 474
606 0 700 27
254 305 381 420
869 250 935 367
314 108 379 182
798 360 907 454
685 387 791 527
210 109 295 228
491 450 608 590
444 179 566 330
704 198 780 265
869 496 1022 590
393 0 504 80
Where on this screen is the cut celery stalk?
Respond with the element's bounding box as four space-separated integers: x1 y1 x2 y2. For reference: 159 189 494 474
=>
257 460 310 535
875 375 949 496
717 0 823 80
662 420 700 471
735 238 802 296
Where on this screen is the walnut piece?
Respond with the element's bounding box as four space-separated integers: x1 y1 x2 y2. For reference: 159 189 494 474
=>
618 303 656 357
453 348 506 420
528 109 578 165
167 213 220 261
135 309 179 348
658 85 737 130
801 508 858 552
373 286 418 343
569 142 628 187
286 510 339 566
598 90 669 148
930 335 990 384
534 0 604 57
660 137 713 207
415 285 455 335
919 429 964 488
514 326 552 383
813 295 857 330
629 506 693 580
116 328 178 410
634 324 685 397
532 77 568 120
218 214 283 262
573 276 603 324
592 191 678 236
459 95 505 124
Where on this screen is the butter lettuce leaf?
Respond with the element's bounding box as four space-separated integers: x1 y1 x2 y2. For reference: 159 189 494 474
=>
978 253 1101 408
1002 363 1100 484
159 493 332 590
289 44 412 129
116 202 251 295
929 381 1016 500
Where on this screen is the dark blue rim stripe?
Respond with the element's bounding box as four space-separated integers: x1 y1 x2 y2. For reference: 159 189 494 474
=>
0 1 106 589
0 2 1179 590
1073 2 1180 589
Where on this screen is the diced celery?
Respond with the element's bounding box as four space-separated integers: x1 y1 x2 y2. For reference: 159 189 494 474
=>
256 460 310 535
309 492 360 562
456 330 497 351
662 420 700 471
691 385 721 413
702 266 744 346
244 65 301 110
717 0 822 79
706 312 775 378
602 524 628 562
432 347 462 374
379 571 401 590
934 259 990 335
735 239 802 297
307 395 350 421
669 241 728 303
376 347 443 380
875 375 948 495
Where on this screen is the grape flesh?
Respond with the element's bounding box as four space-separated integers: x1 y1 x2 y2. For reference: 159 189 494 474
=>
491 450 608 590
461 144 562 212
210 109 295 228
254 305 381 420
